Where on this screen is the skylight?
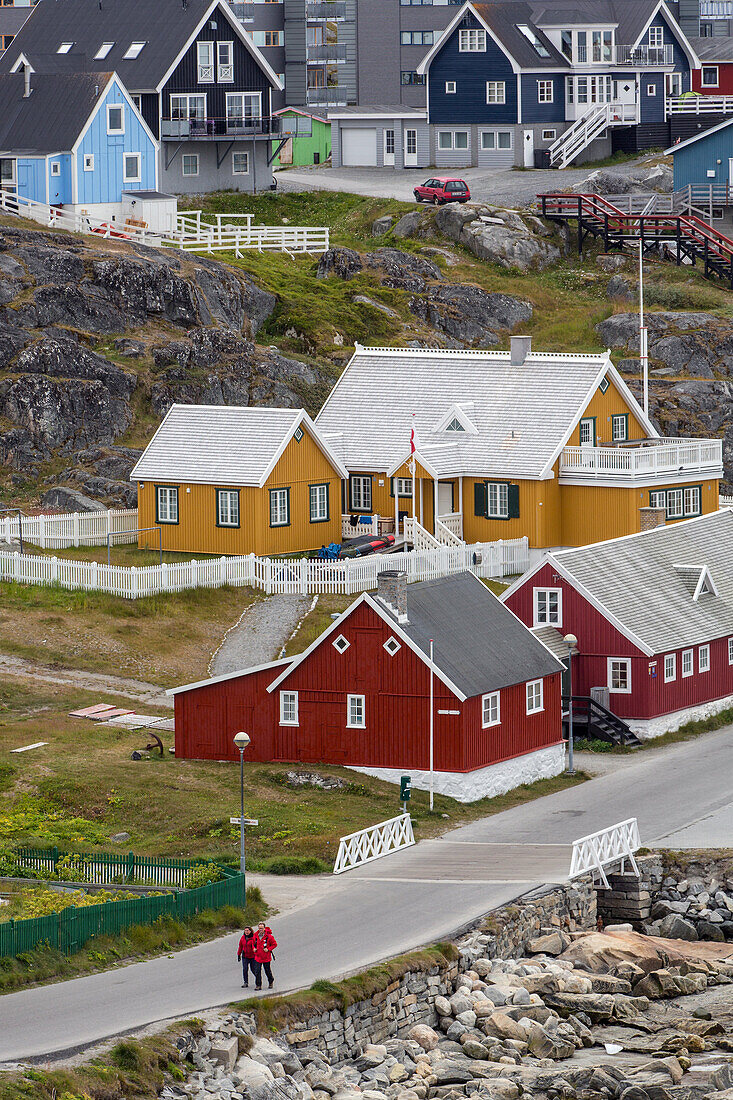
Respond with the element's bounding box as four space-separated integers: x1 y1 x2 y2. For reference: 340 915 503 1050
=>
516 24 551 57
57 41 74 53
123 41 146 59
94 41 115 59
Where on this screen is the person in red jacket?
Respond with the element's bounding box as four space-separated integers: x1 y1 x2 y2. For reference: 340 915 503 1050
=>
237 926 256 988
253 921 277 989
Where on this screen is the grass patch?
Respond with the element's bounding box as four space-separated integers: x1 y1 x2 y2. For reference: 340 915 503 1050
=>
0 889 266 994
281 593 351 658
574 705 733 756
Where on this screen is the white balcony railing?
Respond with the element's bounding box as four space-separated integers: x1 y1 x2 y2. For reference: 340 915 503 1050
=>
666 94 733 116
700 0 733 15
616 43 674 65
560 438 723 481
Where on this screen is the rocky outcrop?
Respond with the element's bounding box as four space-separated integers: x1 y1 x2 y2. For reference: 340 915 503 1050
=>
434 203 561 271
573 162 674 196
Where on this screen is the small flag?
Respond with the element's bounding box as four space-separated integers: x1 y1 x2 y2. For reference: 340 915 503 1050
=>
410 426 415 454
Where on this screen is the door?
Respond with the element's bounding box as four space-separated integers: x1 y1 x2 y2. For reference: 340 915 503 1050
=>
579 417 596 447
612 78 637 121
665 73 682 98
384 128 395 167
523 128 534 168
404 128 418 166
341 127 377 166
438 482 454 516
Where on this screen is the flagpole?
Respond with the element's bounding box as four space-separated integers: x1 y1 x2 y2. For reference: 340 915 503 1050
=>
411 413 416 520
639 239 648 417
429 637 434 812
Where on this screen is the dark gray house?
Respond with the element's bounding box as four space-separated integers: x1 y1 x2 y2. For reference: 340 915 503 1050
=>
0 0 283 193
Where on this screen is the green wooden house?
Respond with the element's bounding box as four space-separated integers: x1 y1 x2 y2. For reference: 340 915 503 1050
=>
272 108 331 168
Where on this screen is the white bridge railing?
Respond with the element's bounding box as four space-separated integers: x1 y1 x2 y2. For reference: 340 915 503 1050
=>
333 813 415 874
569 818 641 889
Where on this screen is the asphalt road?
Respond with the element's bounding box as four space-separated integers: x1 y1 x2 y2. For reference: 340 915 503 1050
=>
2 724 733 1064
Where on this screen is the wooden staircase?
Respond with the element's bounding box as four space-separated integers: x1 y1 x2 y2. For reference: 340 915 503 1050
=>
564 695 641 748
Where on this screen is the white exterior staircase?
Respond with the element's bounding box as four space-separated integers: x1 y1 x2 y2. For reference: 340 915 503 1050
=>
549 103 635 168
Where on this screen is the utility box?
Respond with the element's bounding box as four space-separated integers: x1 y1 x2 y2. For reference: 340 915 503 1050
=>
400 775 411 803
121 190 177 235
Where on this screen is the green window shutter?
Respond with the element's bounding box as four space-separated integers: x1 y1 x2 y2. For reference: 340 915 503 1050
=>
474 481 488 518
390 477 395 498
507 483 520 519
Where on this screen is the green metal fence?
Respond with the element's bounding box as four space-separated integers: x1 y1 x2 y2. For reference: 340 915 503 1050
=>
13 845 204 887
1 847 244 959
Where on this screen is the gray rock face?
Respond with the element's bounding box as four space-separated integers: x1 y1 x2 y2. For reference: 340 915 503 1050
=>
364 247 442 290
434 202 560 271
41 486 106 512
409 285 531 347
316 247 363 280
371 215 394 237
391 211 424 239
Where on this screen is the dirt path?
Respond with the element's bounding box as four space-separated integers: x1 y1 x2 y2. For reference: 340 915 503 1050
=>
209 593 314 676
0 654 172 708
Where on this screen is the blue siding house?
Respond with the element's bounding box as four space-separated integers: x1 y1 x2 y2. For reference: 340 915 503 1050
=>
666 115 733 190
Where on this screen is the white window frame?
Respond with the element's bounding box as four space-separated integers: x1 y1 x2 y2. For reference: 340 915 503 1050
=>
702 65 719 87
394 477 413 497
729 637 733 666
526 679 544 715
459 27 486 51
170 93 206 121
94 41 114 59
83 153 94 172
648 24 663 47
232 151 250 175
647 83 656 96
541 128 556 141
699 644 710 672
533 587 562 627
57 41 74 53
684 486 701 517
50 161 61 177
664 653 676 682
269 487 290 527
182 153 199 177
217 489 239 527
611 414 628 442
481 130 512 150
156 486 179 524
123 40 146 59
309 482 329 523
347 694 365 728
608 657 631 694
217 40 234 81
332 634 350 653
384 636 401 657
197 40 215 82
279 690 299 726
649 490 666 511
350 475 371 512
106 104 124 134
123 151 141 183
666 488 684 519
682 648 693 677
482 690 500 728
445 80 456 93
486 80 506 104
537 79 554 103
438 130 468 151
487 481 509 518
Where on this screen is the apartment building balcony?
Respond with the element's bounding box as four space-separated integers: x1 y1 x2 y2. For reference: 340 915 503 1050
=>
616 43 674 65
700 0 733 15
228 2 253 21
307 43 347 61
160 116 280 140
559 438 723 484
307 1 347 20
306 86 347 105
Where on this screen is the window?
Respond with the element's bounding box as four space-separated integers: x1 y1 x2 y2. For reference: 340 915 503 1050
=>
131 94 142 111
534 588 562 627
350 475 371 512
664 653 676 682
269 487 290 527
682 649 693 677
699 644 710 672
648 25 663 47
123 41 146 59
438 131 468 150
107 104 124 134
227 92 262 127
50 162 60 177
729 638 733 666
486 80 506 103
647 84 656 96
516 23 550 57
253 29 283 45
401 71 426 85
309 482 329 523
666 73 682 96
482 691 500 728
232 152 250 175
171 93 206 121
347 694 365 727
83 154 94 172
481 130 512 149
197 40 214 81
488 481 509 518
94 41 114 59
611 414 628 442
608 657 631 693
333 634 350 653
217 489 239 527
649 490 666 511
649 488 700 519
702 66 719 87
393 477 413 496
666 488 684 519
526 679 543 714
541 128 556 141
156 486 179 524
280 691 298 725
459 27 486 51
182 154 199 176
384 637 401 657
401 30 433 44
537 79 554 103
57 41 74 53
123 152 141 183
599 376 609 394
294 426 304 442
684 486 701 517
217 40 233 81
445 80 456 94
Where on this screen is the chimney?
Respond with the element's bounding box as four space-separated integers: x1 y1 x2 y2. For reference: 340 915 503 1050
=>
510 335 532 366
376 570 408 624
23 62 31 99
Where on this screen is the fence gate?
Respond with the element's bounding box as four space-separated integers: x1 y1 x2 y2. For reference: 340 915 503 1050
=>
333 813 415 874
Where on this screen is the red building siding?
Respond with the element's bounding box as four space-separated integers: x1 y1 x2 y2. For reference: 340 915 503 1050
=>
692 65 733 95
174 665 279 762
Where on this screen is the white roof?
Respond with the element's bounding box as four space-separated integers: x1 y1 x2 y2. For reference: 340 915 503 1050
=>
315 346 655 480
131 405 348 486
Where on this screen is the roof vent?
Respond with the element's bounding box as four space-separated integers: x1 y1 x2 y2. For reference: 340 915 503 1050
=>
510 335 532 366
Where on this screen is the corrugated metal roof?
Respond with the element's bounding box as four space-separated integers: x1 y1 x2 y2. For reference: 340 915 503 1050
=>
474 2 568 68
315 347 613 479
553 510 733 654
0 71 109 154
532 625 570 661
690 36 733 61
131 404 345 486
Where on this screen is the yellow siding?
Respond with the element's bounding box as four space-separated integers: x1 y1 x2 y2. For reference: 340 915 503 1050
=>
462 477 562 548
136 424 342 556
560 478 719 546
572 376 646 446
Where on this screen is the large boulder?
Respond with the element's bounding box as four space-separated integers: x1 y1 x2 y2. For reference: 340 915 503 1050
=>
434 202 560 271
41 486 106 512
316 247 363 280
364 247 442 291
409 285 531 346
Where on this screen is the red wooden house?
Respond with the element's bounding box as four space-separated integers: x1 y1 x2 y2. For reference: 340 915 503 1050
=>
169 570 565 802
503 510 733 740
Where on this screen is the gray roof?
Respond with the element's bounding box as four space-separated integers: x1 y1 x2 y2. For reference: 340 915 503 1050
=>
531 625 570 661
377 571 563 697
130 404 347 487
690 36 733 61
0 70 108 155
315 346 628 479
0 8 32 36
551 510 733 655
474 2 567 68
328 104 427 117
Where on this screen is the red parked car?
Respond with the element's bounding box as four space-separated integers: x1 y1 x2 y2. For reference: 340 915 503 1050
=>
413 177 471 204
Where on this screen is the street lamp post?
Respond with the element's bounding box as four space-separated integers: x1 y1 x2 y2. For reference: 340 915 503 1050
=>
233 731 250 902
563 634 578 776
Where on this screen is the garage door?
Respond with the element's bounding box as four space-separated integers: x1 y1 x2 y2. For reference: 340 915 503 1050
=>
341 127 377 166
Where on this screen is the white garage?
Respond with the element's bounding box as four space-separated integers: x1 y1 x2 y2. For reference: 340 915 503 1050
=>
340 127 377 166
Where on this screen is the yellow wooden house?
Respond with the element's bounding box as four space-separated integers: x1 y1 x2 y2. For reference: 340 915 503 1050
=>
131 405 348 556
315 337 723 550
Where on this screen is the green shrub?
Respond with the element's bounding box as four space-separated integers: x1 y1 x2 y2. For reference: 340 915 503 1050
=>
55 854 93 883
250 855 330 875
183 862 224 889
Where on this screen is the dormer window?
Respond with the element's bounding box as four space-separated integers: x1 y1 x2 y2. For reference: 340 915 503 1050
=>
94 42 114 59
123 41 146 59
435 403 477 435
57 41 74 53
445 417 465 432
516 24 550 58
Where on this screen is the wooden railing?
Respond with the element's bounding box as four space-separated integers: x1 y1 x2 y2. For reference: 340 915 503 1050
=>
435 514 463 547
561 438 723 479
334 813 414 874
666 93 733 116
341 513 380 538
171 209 330 255
403 516 441 551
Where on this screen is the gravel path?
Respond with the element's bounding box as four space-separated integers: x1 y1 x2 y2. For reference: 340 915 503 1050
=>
209 593 313 677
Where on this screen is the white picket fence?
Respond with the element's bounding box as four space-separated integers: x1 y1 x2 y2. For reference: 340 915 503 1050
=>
0 509 138 550
333 813 415 874
0 537 529 600
569 818 641 889
172 211 330 255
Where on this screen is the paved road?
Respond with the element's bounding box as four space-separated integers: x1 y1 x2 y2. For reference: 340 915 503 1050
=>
3 724 733 1064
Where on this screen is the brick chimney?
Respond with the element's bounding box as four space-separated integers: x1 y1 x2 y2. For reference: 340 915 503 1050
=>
376 570 408 623
510 336 532 365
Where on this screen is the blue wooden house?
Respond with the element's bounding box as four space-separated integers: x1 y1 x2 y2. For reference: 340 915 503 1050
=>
0 66 159 216
666 115 733 191
329 0 699 169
